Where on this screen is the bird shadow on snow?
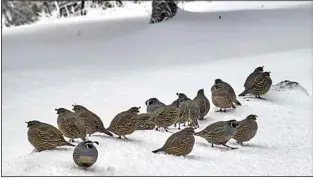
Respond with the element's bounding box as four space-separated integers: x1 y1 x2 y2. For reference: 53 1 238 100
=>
91 135 143 144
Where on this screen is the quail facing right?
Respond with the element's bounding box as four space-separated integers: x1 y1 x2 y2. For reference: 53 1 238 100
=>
233 114 258 145
194 120 239 149
26 120 75 152
56 108 87 142
238 72 272 99
145 98 166 113
193 89 210 120
176 92 200 129
211 79 236 112
152 127 195 156
72 104 113 137
73 141 99 169
136 113 155 130
217 79 242 106
107 107 140 139
149 105 179 132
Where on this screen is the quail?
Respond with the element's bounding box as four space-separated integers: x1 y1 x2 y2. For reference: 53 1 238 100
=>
149 105 179 132
238 71 272 99
26 120 75 152
217 79 242 106
72 104 113 137
211 79 237 112
145 98 166 113
233 114 258 145
152 127 195 156
56 108 87 142
194 120 239 149
176 92 200 129
241 66 264 92
73 141 99 169
107 107 140 139
136 113 155 130
193 89 210 120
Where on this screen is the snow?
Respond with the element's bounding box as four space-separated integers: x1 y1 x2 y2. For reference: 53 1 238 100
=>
2 2 313 176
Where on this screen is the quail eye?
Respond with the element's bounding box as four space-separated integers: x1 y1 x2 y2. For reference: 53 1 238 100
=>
86 144 93 149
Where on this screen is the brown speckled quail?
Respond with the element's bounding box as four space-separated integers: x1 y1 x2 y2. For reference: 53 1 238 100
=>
193 89 210 120
211 79 236 112
149 105 179 132
195 120 239 149
217 79 242 106
152 127 195 156
242 66 264 92
26 120 75 152
233 114 258 145
136 113 155 130
176 92 200 129
238 72 272 99
107 107 140 139
56 108 87 142
72 104 113 137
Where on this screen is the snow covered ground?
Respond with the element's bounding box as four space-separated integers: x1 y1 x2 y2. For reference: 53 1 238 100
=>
2 1 313 176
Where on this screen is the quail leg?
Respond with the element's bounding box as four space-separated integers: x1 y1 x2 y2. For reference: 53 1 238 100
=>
117 136 122 139
123 135 128 139
164 128 169 132
89 134 92 137
155 127 159 131
211 143 214 147
216 108 223 112
69 138 75 142
221 143 238 149
178 123 181 130
223 108 227 112
237 141 244 146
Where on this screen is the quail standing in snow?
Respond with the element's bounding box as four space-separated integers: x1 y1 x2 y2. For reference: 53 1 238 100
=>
176 92 200 129
193 89 210 120
218 79 242 106
149 105 179 132
107 107 140 139
136 113 155 130
211 79 237 112
26 120 75 152
233 114 258 145
56 108 87 142
238 71 272 99
145 98 166 113
73 141 99 169
72 104 113 137
194 120 239 149
241 66 264 92
152 127 195 156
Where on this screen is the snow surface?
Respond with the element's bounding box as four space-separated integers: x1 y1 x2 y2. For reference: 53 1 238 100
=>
2 2 313 176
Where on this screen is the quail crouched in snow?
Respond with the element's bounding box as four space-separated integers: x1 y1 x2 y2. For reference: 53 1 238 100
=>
176 92 200 129
193 89 210 120
56 108 87 142
239 71 272 99
26 120 74 152
149 105 179 132
233 114 258 145
211 79 240 112
73 141 99 168
107 107 140 139
145 98 166 113
136 113 155 130
241 66 264 93
195 120 239 149
72 104 113 137
152 127 195 156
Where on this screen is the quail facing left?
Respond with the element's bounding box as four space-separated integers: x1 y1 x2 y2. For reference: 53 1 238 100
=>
152 127 195 156
73 141 99 169
26 120 75 152
72 104 113 137
193 89 210 120
195 120 239 149
217 79 242 106
233 114 258 145
145 98 166 113
107 107 140 139
239 72 272 99
56 108 87 142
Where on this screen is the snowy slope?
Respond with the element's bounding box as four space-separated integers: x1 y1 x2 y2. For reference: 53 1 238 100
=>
2 2 313 176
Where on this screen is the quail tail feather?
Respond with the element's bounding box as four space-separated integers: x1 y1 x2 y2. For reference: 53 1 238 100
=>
152 148 163 153
100 128 113 137
238 90 248 96
234 99 241 105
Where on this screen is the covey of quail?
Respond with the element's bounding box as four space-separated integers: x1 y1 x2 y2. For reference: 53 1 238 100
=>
107 107 140 139
193 89 210 120
72 104 113 137
73 141 99 169
195 120 239 149
233 114 258 145
136 113 155 130
176 92 200 129
145 98 166 113
152 127 195 156
211 79 237 112
149 105 179 132
55 108 87 142
238 71 272 99
26 120 74 152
